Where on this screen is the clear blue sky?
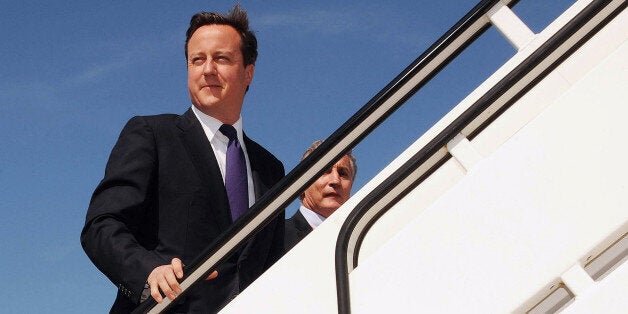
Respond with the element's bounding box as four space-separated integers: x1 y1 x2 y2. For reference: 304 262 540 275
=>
0 1 573 312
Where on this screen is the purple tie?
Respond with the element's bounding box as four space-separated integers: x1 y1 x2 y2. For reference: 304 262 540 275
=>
219 124 249 222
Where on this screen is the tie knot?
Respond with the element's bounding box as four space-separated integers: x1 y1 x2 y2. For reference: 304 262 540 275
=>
219 124 238 142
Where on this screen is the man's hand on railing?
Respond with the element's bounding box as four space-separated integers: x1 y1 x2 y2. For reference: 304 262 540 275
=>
146 257 219 303
147 258 184 303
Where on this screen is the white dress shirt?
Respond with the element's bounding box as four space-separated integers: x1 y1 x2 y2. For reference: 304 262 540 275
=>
191 105 255 206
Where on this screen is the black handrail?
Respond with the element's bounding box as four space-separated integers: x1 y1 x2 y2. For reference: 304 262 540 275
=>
334 0 625 313
135 0 519 313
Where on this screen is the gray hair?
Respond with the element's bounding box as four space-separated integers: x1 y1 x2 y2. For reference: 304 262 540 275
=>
301 140 357 180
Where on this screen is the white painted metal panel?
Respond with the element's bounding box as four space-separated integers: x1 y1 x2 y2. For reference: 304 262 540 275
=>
350 37 627 313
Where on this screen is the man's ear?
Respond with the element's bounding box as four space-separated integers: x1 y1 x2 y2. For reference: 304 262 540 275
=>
245 64 254 85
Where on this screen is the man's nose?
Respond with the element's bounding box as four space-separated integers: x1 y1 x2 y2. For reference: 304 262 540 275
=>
203 60 217 75
328 170 341 185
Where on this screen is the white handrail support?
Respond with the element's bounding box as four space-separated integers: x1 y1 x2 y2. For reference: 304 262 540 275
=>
561 264 595 297
488 0 536 50
446 133 483 172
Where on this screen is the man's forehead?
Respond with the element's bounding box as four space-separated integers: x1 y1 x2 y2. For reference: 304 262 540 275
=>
189 24 242 45
334 156 352 169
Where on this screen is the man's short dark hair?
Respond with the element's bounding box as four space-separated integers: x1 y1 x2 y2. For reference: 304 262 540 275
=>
185 4 258 66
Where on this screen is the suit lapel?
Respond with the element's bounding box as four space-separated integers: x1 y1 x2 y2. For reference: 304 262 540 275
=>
244 134 270 201
176 108 232 231
295 210 313 237
238 135 273 259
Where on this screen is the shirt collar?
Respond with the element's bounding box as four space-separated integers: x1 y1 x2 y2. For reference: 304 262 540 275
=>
299 205 326 229
191 105 244 143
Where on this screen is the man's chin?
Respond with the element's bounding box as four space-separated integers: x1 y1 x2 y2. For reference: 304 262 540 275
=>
320 201 342 211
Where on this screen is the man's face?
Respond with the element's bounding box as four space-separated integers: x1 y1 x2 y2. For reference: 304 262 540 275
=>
187 24 254 124
301 155 354 218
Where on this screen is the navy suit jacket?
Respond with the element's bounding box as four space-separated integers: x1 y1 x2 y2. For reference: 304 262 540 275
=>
81 108 285 313
284 209 313 251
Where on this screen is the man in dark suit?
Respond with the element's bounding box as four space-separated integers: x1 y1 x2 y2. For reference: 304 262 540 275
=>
81 5 285 313
285 140 357 251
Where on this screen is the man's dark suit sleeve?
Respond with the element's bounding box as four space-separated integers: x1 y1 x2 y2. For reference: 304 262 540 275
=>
81 116 166 303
